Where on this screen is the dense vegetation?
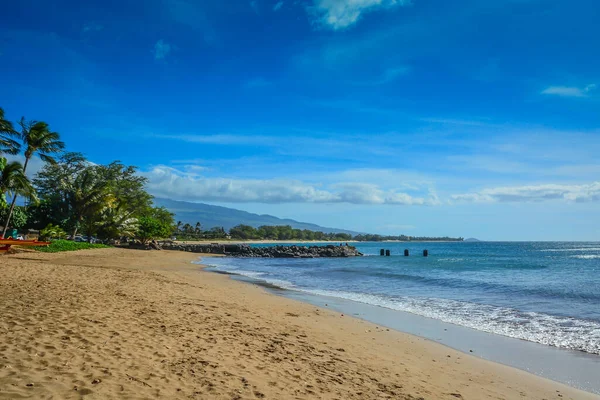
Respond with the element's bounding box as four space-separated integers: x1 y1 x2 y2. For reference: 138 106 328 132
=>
175 223 462 242
353 234 463 242
35 239 110 253
228 224 353 241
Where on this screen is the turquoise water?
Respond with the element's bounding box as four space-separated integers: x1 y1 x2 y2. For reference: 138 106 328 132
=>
204 242 600 355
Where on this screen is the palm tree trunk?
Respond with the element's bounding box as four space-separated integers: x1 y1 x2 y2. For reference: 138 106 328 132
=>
2 157 29 238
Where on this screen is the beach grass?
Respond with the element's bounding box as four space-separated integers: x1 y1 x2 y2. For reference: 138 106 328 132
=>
35 239 110 253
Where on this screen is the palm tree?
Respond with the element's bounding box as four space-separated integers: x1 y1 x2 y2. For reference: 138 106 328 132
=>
2 118 65 237
68 165 112 238
0 108 20 156
0 159 37 236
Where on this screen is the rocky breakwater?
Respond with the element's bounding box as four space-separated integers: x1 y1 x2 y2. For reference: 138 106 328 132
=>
160 243 363 258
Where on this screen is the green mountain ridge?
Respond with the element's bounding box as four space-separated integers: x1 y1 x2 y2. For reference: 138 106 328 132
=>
153 198 361 235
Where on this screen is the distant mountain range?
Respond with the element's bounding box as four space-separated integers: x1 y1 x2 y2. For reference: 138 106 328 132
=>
153 198 360 235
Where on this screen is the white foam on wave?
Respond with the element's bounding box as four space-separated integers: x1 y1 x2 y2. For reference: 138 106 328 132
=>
302 289 600 355
540 248 600 252
571 255 600 259
208 264 297 290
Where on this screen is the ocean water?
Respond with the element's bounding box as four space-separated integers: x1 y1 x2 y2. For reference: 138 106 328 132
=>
204 242 600 356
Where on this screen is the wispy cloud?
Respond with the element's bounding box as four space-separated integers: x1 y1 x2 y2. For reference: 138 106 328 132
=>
541 84 597 98
273 1 284 11
153 133 273 146
452 182 600 203
153 39 172 60
308 0 411 30
144 165 436 205
250 0 259 14
4 155 45 178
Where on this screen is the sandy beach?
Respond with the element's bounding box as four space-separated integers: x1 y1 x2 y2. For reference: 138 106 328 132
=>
1 248 597 400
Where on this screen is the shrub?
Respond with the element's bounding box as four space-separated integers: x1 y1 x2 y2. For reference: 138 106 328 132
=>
35 239 109 253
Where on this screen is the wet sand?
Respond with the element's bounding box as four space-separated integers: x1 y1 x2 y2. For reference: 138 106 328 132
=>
1 248 597 399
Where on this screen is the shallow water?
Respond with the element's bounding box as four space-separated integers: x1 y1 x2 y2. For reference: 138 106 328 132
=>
204 241 600 356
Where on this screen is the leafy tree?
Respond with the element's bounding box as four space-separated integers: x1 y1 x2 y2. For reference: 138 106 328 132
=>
229 224 259 239
0 108 19 155
32 152 87 230
2 118 64 237
136 213 173 244
39 223 67 240
206 226 226 239
0 159 36 234
94 162 153 239
0 206 28 230
69 165 113 238
34 155 154 239
182 223 193 236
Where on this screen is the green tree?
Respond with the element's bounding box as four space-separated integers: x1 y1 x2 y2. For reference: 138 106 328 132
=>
229 224 258 239
0 108 20 155
0 206 28 231
0 159 36 235
3 118 64 237
39 223 67 240
206 226 226 239
136 211 173 244
30 153 87 230
70 166 113 238
33 155 154 239
94 162 153 239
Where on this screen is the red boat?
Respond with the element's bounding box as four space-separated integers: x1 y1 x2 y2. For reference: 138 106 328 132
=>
0 239 50 254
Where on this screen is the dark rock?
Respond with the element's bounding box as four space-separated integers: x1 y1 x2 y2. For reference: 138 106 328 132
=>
159 243 363 258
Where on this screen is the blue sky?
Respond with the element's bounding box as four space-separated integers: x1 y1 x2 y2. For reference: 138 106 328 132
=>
1 0 599 240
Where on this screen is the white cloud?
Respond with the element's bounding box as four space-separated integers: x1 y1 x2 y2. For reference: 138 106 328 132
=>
273 1 284 11
541 84 596 98
153 133 273 146
4 155 45 178
309 0 411 30
452 182 600 203
143 165 434 205
153 39 172 60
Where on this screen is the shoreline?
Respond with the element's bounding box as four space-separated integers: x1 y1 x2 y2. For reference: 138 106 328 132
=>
203 264 600 395
1 248 598 399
